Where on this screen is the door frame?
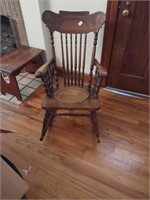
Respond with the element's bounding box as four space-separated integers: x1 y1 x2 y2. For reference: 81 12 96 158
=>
101 0 120 86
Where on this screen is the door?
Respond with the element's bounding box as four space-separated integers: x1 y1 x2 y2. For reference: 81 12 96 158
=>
102 1 149 95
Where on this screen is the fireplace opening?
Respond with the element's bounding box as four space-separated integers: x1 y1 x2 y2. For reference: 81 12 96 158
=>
0 15 19 56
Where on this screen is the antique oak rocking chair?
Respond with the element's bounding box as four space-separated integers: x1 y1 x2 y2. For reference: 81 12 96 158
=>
36 10 107 143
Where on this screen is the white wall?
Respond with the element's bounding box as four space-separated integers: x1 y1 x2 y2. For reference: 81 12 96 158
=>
38 0 52 59
20 0 46 50
48 0 107 14
20 0 107 70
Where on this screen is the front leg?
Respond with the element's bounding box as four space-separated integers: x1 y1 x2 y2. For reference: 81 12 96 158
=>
40 110 55 141
91 111 100 143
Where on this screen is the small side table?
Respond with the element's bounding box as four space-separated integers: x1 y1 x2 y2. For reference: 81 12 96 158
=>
0 45 44 101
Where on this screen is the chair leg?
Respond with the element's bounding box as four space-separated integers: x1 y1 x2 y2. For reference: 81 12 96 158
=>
91 111 100 143
40 110 55 141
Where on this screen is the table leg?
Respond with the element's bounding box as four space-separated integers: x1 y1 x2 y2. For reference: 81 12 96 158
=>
0 73 22 101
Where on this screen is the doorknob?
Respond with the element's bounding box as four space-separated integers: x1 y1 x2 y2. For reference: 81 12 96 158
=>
122 9 130 17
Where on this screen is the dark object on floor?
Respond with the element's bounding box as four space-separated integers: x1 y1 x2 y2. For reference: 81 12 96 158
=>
36 11 107 143
0 129 14 133
1 155 27 199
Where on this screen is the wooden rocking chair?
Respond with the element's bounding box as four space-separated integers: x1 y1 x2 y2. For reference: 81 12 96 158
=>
35 10 107 143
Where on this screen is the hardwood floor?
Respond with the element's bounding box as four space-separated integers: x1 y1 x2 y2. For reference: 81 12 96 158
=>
0 86 149 199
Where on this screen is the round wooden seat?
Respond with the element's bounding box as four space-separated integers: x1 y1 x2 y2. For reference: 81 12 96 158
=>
54 87 89 103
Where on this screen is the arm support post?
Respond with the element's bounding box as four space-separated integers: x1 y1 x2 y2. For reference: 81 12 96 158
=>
93 58 108 98
35 58 58 97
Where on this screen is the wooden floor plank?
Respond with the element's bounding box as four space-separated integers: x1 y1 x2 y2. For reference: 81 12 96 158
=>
0 86 149 199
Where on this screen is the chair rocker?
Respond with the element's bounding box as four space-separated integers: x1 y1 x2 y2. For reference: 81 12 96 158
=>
35 10 107 143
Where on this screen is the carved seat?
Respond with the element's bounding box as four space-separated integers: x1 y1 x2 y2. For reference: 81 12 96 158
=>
35 10 107 142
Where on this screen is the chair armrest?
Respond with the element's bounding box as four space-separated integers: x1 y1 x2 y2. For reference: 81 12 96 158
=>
93 59 107 78
35 57 59 97
92 59 108 98
35 58 55 78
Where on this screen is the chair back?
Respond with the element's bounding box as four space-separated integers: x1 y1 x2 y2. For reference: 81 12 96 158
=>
42 10 106 88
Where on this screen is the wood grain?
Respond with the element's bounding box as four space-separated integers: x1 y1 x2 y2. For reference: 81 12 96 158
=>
42 10 105 33
0 87 149 199
38 10 107 141
0 45 44 101
104 1 149 95
0 45 44 74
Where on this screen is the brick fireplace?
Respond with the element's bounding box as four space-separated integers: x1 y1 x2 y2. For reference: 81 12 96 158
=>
0 0 28 56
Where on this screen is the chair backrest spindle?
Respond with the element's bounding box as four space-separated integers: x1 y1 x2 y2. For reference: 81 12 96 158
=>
70 34 73 86
65 33 70 86
42 11 106 88
78 34 82 86
74 33 78 86
60 33 66 86
50 31 59 88
81 33 87 86
50 32 55 60
88 32 98 89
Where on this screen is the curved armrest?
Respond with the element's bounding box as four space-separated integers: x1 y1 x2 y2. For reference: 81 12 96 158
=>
35 57 55 78
94 59 107 78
